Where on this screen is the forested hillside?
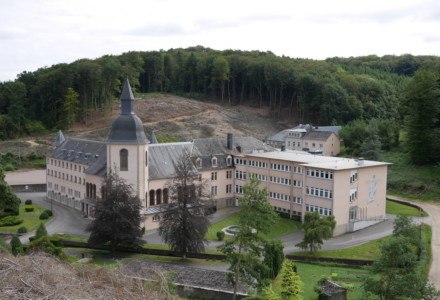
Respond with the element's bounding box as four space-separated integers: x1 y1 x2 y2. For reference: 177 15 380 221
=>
0 47 439 163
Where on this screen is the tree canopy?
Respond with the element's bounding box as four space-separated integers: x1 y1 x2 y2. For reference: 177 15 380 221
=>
2 48 438 139
87 170 144 250
158 151 210 259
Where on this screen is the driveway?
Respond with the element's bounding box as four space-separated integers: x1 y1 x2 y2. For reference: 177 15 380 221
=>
15 192 90 243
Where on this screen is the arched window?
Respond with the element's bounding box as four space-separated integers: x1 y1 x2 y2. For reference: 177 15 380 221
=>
149 190 155 206
226 155 232 166
156 189 162 205
145 151 148 166
120 149 128 171
163 188 169 204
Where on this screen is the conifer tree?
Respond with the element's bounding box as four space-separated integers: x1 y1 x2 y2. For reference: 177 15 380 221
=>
281 259 303 299
361 119 382 160
10 235 23 256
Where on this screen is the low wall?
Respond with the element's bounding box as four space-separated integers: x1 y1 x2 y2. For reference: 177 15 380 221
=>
175 284 246 300
62 240 227 260
11 184 46 193
286 255 373 266
349 218 384 232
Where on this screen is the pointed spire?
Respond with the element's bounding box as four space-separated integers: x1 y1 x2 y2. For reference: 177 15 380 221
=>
120 79 135 115
150 131 158 144
52 130 65 148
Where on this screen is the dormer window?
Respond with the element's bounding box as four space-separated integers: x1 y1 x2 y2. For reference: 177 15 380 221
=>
226 155 232 167
211 156 218 167
196 158 202 168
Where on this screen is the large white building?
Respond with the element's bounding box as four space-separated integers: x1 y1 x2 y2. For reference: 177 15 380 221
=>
46 80 389 235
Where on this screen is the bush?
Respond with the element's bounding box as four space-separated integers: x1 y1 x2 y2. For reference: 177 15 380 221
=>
25 199 32 205
4 207 19 216
0 216 24 227
44 209 53 217
3 163 16 172
10 236 23 256
39 212 49 220
17 226 28 233
49 234 63 247
25 205 34 212
0 211 14 219
277 211 301 222
217 231 225 241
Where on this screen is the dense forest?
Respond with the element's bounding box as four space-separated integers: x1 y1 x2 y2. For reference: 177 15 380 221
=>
0 46 439 163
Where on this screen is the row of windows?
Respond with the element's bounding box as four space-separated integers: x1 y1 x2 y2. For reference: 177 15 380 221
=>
306 187 333 199
269 192 302 204
249 160 267 168
306 169 333 179
49 183 81 198
211 170 234 180
250 173 267 181
274 206 302 216
48 169 85 185
270 176 291 186
269 176 303 187
271 163 291 172
48 159 86 172
234 158 247 165
306 204 332 216
235 170 247 180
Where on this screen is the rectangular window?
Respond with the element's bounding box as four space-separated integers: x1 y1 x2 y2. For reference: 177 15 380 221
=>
226 184 232 193
211 172 217 181
211 186 217 196
226 170 232 179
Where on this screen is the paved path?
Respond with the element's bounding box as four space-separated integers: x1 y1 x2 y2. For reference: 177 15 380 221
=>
387 195 440 290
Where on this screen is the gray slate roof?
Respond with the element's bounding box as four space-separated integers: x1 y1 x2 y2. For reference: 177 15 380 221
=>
316 126 342 135
192 136 273 156
47 138 107 176
304 130 333 140
148 142 194 180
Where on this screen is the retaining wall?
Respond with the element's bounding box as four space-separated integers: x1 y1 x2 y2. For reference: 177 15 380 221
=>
11 184 46 193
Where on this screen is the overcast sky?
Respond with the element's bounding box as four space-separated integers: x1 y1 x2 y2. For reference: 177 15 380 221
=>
1 0 439 82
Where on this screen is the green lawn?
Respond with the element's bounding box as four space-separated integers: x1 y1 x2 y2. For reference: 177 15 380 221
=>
0 203 51 233
273 262 370 299
292 236 391 260
386 199 427 217
205 213 301 241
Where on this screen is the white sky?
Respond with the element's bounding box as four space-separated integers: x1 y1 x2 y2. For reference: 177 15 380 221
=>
1 0 439 82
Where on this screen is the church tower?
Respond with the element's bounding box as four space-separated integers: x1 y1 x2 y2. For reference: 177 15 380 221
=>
107 79 149 208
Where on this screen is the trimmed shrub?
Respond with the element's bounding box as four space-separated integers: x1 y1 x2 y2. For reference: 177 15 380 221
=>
4 207 19 216
10 236 23 256
17 226 28 233
29 236 36 242
25 205 34 212
39 212 49 220
0 216 24 227
35 223 48 239
25 199 33 205
44 209 53 217
217 231 226 241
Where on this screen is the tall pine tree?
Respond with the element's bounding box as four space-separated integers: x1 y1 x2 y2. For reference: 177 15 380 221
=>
404 66 440 164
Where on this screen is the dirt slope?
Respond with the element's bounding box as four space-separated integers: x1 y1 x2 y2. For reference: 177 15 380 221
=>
75 94 286 142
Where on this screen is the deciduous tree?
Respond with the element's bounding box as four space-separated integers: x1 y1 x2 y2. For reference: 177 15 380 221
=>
218 177 277 300
87 170 143 251
158 151 210 259
296 211 336 253
0 167 20 215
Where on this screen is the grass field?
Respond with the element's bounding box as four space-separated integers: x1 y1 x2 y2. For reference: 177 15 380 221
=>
0 203 51 233
386 199 427 217
205 213 301 240
273 262 370 299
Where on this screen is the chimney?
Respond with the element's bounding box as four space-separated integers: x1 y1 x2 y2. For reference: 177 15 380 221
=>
227 133 233 150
